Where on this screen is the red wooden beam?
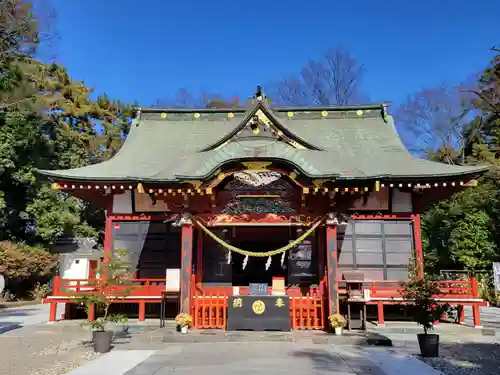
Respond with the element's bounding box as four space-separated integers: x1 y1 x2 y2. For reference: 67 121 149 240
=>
196 229 203 283
180 224 194 313
326 225 338 314
412 215 424 279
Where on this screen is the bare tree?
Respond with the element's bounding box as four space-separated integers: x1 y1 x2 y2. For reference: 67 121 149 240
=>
0 0 58 59
32 0 59 60
394 82 477 162
152 88 240 109
468 47 500 121
268 45 367 106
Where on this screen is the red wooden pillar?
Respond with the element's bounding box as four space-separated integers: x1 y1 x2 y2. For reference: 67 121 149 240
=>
196 229 203 284
317 227 326 285
49 302 57 322
458 305 465 324
103 215 113 275
87 303 96 321
471 276 482 328
326 223 338 314
377 302 385 326
138 301 146 321
412 215 424 279
180 218 194 313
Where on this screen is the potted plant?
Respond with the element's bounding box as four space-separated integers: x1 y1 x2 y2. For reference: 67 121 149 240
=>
82 317 113 353
78 249 133 353
328 313 347 335
402 278 449 357
175 313 193 333
107 313 129 337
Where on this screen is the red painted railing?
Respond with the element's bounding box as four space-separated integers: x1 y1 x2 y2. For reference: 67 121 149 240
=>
192 294 228 329
335 278 479 301
49 275 481 329
190 279 325 330
190 293 325 330
52 276 167 297
290 296 324 330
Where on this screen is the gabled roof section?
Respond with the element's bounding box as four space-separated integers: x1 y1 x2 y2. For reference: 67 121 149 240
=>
35 93 490 183
199 101 323 152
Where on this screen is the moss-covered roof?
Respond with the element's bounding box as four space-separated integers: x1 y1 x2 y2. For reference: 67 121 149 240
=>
37 101 489 182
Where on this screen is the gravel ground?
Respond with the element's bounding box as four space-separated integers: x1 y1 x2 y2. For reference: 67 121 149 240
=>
386 333 500 375
419 340 500 375
0 323 100 375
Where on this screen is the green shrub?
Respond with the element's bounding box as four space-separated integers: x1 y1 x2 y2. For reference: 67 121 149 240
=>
0 241 55 280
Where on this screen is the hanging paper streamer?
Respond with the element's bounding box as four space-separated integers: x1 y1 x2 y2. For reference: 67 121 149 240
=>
242 255 248 270
226 250 232 265
265 256 272 270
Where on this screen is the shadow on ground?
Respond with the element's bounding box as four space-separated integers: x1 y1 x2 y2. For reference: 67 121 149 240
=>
292 347 380 374
0 322 22 334
0 308 41 318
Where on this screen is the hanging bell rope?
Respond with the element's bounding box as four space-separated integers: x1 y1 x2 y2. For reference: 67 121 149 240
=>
192 216 324 257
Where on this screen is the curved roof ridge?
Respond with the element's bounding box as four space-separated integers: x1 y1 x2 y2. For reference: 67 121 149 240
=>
137 102 391 114
198 101 324 152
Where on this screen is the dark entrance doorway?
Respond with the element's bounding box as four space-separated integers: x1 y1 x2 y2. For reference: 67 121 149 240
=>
231 240 289 286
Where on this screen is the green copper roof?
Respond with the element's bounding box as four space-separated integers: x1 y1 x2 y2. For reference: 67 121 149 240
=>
37 102 489 182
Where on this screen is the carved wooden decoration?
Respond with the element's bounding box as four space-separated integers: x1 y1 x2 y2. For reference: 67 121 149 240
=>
233 171 281 187
349 188 389 211
134 191 171 212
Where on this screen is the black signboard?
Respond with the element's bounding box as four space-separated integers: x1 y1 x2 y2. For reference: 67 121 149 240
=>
227 296 291 332
288 239 316 284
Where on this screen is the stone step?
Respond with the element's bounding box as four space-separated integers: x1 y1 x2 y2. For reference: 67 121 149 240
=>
159 329 393 346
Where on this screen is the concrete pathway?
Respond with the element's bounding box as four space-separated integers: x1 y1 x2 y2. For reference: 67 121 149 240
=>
0 303 64 333
464 305 500 329
64 342 443 375
64 350 156 375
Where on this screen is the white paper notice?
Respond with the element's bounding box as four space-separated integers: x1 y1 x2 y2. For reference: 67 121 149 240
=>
166 268 180 291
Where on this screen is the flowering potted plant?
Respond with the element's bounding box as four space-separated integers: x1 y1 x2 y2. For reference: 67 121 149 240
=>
328 313 347 335
175 313 193 333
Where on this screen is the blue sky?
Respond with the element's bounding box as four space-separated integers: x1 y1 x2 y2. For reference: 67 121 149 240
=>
53 0 500 107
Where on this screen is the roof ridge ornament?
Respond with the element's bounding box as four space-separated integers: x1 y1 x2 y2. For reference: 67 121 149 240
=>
256 85 263 100
381 104 389 123
250 85 271 105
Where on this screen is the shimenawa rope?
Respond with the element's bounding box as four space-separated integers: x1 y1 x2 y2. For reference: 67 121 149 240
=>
192 216 324 257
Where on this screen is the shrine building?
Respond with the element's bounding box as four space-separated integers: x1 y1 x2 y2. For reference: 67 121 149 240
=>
40 87 489 330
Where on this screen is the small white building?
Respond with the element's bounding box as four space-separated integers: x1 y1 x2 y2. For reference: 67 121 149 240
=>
52 237 103 280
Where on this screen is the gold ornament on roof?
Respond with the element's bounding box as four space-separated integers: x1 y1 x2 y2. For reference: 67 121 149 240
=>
227 112 234 119
321 111 328 117
356 110 364 116
160 112 167 119
193 113 200 119
241 161 272 171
